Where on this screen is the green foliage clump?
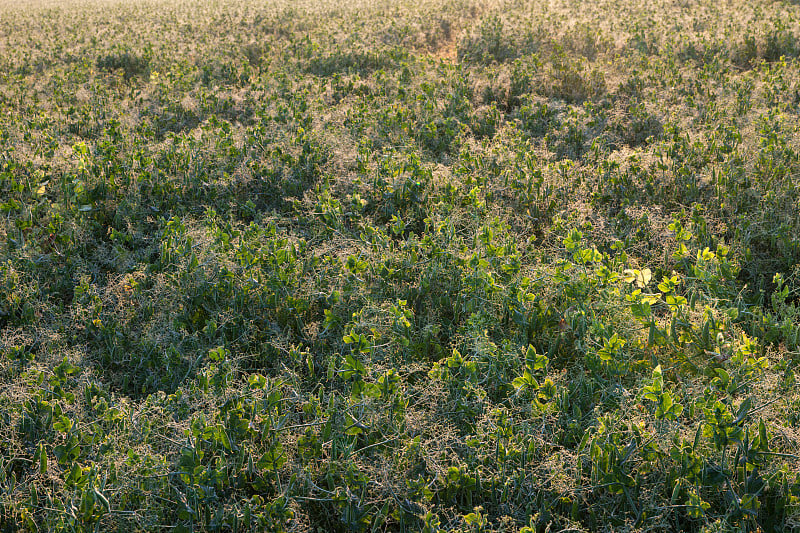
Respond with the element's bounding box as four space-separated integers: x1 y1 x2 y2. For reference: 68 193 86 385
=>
2 0 800 531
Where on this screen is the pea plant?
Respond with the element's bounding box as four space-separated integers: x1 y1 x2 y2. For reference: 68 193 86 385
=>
1 0 800 530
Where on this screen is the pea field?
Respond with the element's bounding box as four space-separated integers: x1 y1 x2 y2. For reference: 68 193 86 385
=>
2 0 800 531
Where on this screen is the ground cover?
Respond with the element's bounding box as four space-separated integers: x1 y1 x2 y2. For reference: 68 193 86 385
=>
1 0 800 530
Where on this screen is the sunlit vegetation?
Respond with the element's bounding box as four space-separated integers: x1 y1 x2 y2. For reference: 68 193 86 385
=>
1 0 800 530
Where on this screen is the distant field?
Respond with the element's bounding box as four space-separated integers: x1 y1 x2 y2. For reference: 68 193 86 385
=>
2 0 800 531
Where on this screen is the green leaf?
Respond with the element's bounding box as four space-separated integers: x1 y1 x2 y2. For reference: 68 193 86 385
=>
624 268 652 287
94 488 110 513
248 373 267 389
53 416 73 434
686 487 710 518
670 479 683 505
345 424 364 436
526 345 549 370
665 294 687 308
734 397 752 426
538 378 557 401
740 493 761 513
758 419 769 452
512 370 539 391
342 354 366 380
656 392 683 420
36 443 47 474
257 443 286 471
574 247 603 264
563 229 582 252
597 333 626 362
640 293 661 305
